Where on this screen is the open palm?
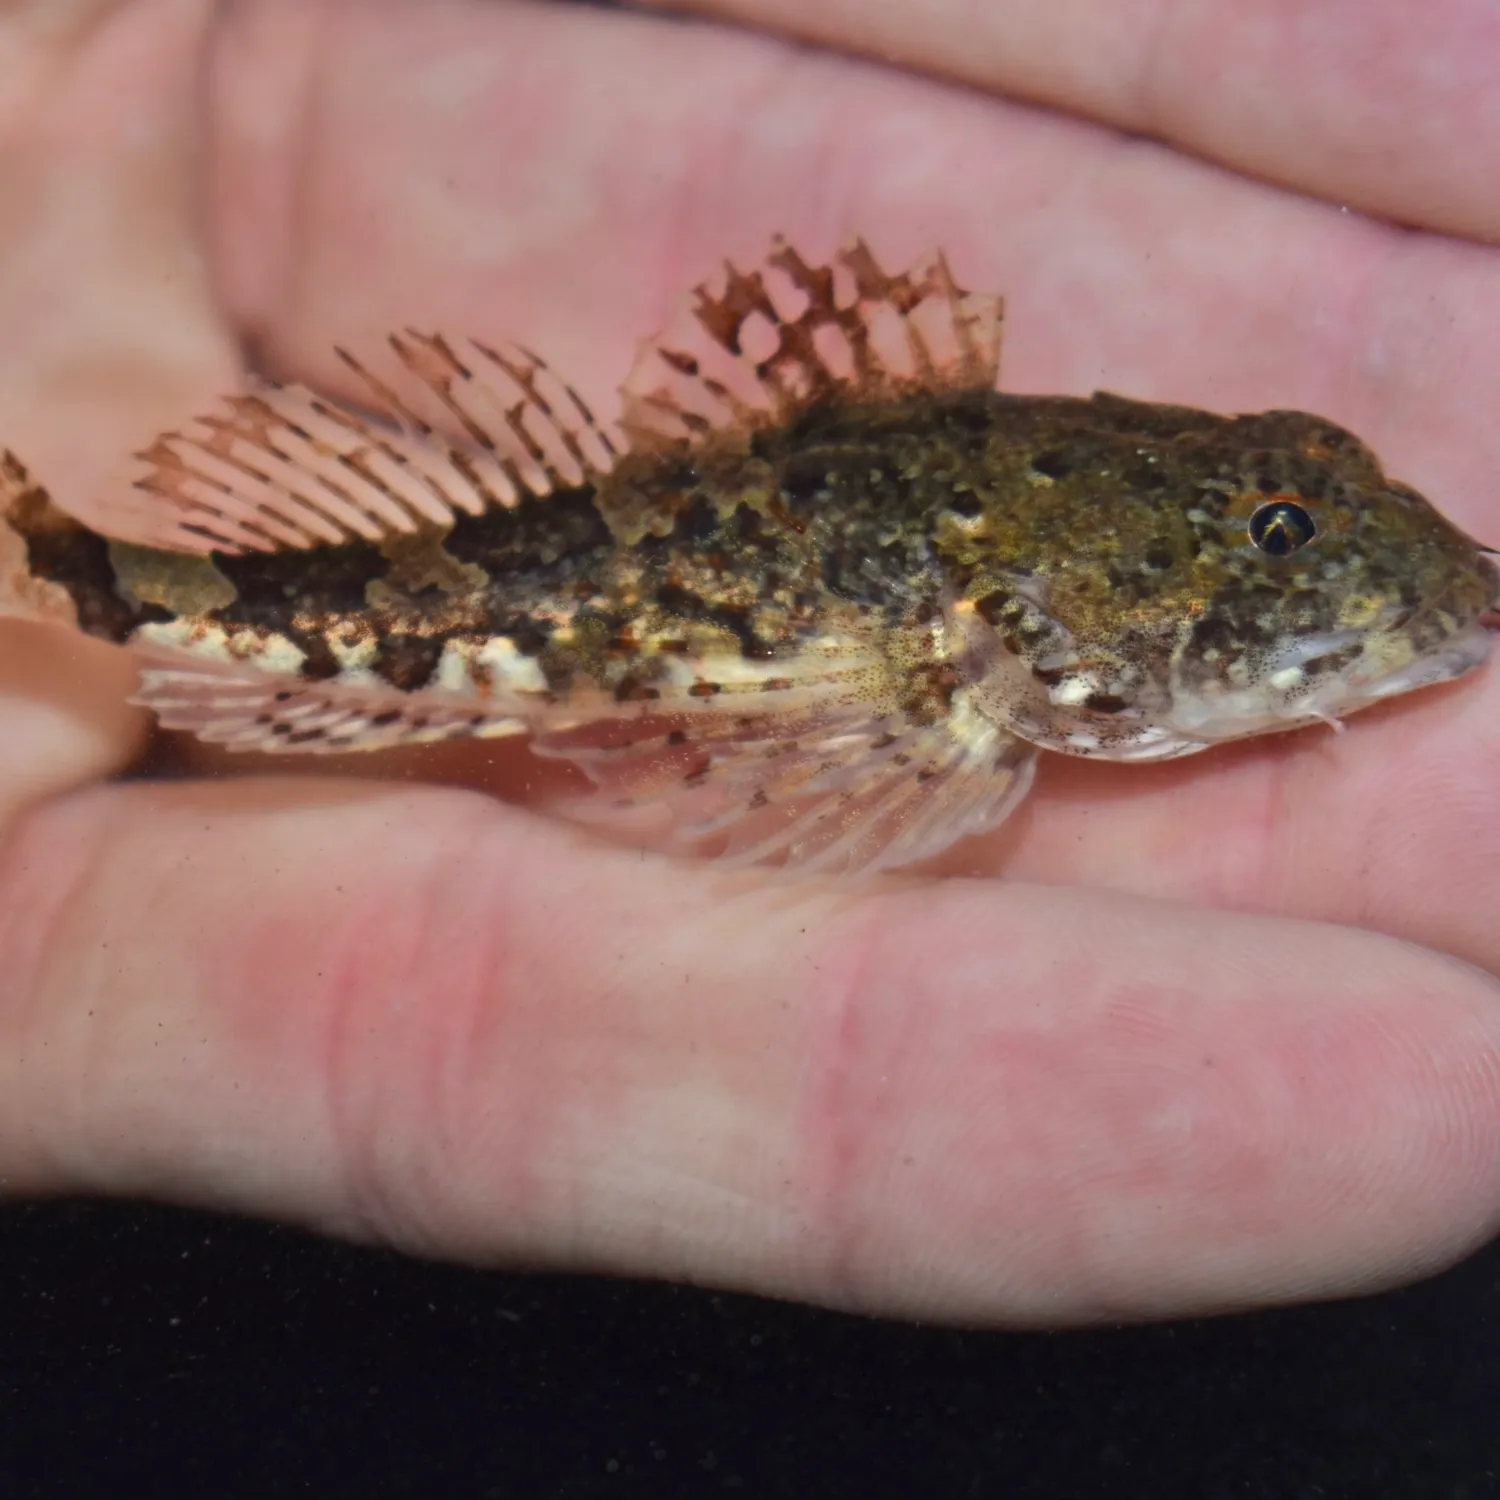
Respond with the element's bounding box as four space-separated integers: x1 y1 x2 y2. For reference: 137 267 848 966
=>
2 0 1499 1324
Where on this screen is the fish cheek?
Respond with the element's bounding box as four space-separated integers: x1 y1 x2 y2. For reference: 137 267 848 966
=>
954 576 1195 754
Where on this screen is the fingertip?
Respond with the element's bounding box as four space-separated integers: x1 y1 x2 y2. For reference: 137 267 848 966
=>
794 886 1500 1322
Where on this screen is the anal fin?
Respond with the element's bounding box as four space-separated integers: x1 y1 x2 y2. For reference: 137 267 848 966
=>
130 648 527 755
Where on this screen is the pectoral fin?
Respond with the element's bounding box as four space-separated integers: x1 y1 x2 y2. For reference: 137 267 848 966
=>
540 692 1036 876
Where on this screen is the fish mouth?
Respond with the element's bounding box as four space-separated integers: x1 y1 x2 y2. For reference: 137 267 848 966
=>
1478 551 1500 630
1479 568 1500 631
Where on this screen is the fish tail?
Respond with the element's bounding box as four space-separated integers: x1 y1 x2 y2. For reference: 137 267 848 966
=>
0 451 86 630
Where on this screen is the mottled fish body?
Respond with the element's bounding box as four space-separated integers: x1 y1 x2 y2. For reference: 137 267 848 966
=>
2 241 1495 872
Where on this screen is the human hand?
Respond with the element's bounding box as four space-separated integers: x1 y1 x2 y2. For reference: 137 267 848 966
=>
3 0 1500 1323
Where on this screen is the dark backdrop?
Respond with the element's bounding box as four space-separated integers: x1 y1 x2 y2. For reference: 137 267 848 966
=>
2 1199 1497 1499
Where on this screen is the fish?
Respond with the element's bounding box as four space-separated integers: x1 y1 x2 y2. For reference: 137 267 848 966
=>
1 238 1496 875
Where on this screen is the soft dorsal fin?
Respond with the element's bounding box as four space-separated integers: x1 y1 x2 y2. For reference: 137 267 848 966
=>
124 337 620 556
619 238 1004 451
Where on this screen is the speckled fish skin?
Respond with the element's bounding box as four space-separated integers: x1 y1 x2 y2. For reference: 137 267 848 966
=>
1 239 1495 873
582 385 1500 757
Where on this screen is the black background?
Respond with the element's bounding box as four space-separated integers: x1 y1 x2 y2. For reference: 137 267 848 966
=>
3 1199 1498 1499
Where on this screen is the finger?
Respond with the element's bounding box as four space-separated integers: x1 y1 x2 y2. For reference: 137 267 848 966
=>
0 0 241 516
5 776 1500 1324
633 0 1500 243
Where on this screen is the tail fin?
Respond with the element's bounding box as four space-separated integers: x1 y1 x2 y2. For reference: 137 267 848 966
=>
0 451 83 628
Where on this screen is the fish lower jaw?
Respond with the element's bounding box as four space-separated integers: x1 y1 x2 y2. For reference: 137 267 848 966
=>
1162 693 1310 745
1163 622 1495 744
1002 714 1211 763
1340 621 1494 705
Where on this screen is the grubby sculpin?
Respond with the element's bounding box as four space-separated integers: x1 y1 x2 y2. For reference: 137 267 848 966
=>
3 240 1494 873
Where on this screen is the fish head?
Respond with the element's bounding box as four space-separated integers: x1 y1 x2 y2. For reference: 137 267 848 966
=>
947 417 1500 760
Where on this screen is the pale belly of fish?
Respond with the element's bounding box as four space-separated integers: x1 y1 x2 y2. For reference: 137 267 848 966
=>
1 240 1495 874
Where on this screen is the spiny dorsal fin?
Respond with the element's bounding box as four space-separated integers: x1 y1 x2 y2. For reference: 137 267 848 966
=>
127 337 619 556
619 238 1004 452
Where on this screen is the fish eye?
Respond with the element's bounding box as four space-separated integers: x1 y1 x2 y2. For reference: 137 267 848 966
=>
1248 500 1317 556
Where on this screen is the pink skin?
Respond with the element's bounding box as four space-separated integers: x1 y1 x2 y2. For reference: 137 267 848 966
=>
1 0 1500 1324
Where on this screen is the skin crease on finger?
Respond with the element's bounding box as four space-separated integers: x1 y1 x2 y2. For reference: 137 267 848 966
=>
2 779 1500 1323
2 0 1500 1324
